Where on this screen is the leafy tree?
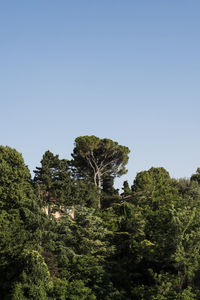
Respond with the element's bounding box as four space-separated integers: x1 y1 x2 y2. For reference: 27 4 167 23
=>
67 207 118 299
190 167 200 184
103 202 150 298
34 150 74 213
176 178 200 207
170 205 200 294
122 180 132 197
72 180 99 209
51 278 96 300
11 250 53 300
0 146 45 298
74 206 113 258
101 175 120 209
41 206 117 299
102 175 115 196
71 136 130 208
131 168 180 268
0 210 29 298
0 146 32 210
128 167 200 298
132 167 179 207
34 150 101 214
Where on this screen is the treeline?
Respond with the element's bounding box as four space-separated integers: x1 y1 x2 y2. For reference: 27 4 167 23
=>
1 136 200 299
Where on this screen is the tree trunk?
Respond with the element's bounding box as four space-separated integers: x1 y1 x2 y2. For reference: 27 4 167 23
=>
93 171 102 209
96 172 101 209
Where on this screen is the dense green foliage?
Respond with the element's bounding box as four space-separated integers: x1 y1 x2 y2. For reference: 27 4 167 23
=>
71 136 130 208
1 137 200 299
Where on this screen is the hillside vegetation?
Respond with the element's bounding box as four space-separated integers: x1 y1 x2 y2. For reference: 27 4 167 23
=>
1 136 200 299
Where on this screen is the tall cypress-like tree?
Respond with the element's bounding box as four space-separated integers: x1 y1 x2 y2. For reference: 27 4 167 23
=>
34 150 73 210
122 180 132 197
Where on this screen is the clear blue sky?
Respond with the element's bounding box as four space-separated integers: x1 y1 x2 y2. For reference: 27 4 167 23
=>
1 1 200 188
